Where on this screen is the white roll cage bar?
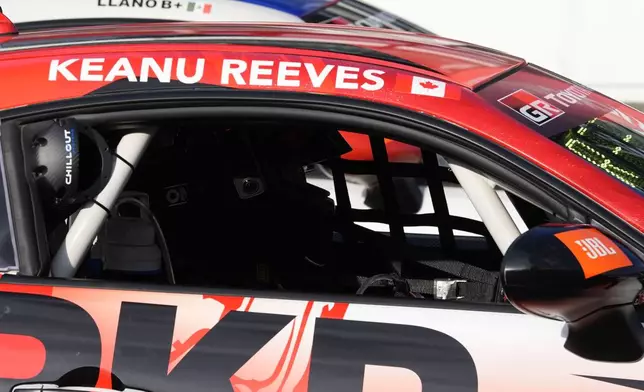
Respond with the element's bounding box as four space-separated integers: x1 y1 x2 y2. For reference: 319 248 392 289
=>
51 130 156 278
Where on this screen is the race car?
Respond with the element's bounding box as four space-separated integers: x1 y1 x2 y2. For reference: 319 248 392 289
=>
0 10 643 392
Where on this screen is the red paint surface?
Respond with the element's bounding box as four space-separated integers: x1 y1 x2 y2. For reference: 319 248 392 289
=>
0 12 16 36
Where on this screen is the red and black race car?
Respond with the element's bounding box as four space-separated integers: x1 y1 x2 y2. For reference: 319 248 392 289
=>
0 9 643 392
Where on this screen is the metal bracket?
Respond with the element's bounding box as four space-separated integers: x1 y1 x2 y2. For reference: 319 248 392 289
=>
433 279 466 300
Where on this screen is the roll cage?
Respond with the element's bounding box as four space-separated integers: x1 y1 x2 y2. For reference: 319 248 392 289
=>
0 91 615 302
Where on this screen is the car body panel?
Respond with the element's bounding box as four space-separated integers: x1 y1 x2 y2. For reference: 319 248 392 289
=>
0 280 642 392
0 38 641 233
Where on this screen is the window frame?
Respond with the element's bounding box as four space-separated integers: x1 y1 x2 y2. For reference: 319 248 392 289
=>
0 137 18 272
0 89 640 278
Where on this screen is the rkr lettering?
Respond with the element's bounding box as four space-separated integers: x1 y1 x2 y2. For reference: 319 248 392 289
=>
0 291 477 392
0 292 102 384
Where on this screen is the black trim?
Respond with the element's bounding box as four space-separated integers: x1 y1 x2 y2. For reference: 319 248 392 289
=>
114 153 134 170
369 135 406 246
91 199 112 217
422 150 455 251
473 63 526 92
349 210 487 234
329 158 354 242
335 159 456 180
1 91 641 273
577 376 644 391
1 273 519 313
0 122 47 275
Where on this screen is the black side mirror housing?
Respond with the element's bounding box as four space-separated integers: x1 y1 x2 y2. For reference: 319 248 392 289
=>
501 224 644 362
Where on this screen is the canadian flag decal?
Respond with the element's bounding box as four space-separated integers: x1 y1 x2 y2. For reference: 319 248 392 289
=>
411 76 446 97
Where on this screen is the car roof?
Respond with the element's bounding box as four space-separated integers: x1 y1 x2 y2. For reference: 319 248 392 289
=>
0 22 525 89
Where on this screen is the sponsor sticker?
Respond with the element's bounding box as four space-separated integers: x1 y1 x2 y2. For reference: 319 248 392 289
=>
498 89 565 126
555 228 633 278
97 0 212 12
0 53 464 110
186 1 212 13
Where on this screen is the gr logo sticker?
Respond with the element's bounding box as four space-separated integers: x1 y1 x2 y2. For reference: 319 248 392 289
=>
498 89 564 126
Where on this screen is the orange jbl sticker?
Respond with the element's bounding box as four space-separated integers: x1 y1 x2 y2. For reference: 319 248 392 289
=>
555 228 633 279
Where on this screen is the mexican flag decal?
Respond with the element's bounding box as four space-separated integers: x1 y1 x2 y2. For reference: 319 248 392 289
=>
186 1 212 14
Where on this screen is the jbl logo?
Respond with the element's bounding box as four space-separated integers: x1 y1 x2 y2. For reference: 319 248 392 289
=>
555 228 633 279
574 237 617 260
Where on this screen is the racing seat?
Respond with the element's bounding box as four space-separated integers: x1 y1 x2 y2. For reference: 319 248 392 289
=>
81 192 174 284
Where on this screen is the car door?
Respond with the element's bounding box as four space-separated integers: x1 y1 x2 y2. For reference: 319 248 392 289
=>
1 93 644 392
1 281 642 392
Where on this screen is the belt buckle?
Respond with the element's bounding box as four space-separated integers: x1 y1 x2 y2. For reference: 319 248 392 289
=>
434 279 467 300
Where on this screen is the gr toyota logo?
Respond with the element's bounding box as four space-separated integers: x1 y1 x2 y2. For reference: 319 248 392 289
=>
498 89 565 126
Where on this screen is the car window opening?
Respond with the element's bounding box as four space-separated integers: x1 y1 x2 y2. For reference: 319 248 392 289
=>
16 114 563 302
552 115 644 195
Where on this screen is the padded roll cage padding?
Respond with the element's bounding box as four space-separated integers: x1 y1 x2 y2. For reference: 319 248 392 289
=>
0 120 49 275
51 130 156 278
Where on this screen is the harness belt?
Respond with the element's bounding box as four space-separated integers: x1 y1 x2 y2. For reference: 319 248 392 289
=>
357 260 500 302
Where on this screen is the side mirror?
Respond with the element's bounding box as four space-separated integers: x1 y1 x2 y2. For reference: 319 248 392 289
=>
501 224 644 362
